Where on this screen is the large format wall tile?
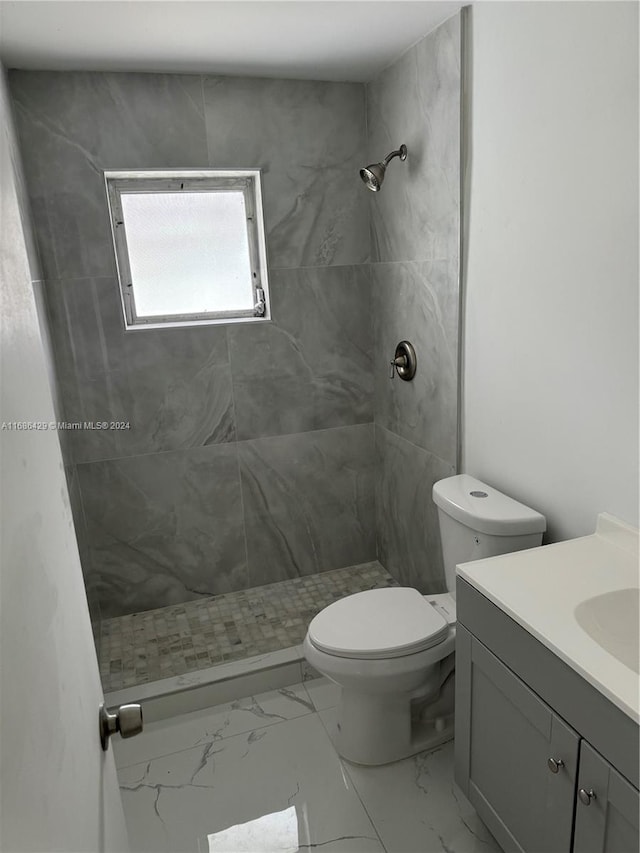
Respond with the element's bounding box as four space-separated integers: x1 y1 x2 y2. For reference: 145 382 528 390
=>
45 277 229 383
9 71 208 280
203 75 369 268
372 259 458 462
229 266 372 439
66 463 102 653
10 41 462 624
375 425 454 592
46 277 233 461
60 362 235 463
366 14 460 263
78 445 247 617
368 13 461 594
238 425 376 585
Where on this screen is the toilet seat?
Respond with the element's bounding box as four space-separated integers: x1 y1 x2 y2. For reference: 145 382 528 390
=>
307 587 449 660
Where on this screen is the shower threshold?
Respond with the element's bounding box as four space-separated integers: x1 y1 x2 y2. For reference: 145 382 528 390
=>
100 561 397 712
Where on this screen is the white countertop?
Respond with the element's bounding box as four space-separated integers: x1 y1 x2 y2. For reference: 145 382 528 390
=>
457 513 640 723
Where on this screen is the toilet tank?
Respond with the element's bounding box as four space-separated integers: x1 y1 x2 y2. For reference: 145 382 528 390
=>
432 475 546 598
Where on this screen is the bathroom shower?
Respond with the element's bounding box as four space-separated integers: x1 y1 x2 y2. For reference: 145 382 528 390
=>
360 143 408 191
8 5 461 699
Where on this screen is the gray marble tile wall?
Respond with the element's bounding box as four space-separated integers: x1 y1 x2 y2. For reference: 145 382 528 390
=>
238 425 376 587
367 13 461 591
10 12 461 618
9 70 376 618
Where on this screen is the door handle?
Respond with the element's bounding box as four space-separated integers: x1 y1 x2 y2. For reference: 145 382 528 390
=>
99 702 143 750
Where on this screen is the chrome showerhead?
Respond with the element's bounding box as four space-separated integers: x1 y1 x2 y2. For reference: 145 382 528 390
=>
360 144 407 192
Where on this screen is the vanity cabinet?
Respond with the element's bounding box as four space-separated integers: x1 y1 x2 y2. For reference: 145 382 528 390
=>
456 627 579 852
574 741 639 853
456 579 639 853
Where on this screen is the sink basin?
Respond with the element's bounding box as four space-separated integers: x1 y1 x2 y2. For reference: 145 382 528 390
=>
575 588 640 674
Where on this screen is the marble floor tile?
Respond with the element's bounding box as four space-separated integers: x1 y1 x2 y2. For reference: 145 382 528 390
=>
114 684 315 770
117 682 502 853
319 710 500 853
119 713 385 853
303 677 341 712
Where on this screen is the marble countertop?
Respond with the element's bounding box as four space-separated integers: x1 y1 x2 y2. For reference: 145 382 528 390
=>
457 513 639 723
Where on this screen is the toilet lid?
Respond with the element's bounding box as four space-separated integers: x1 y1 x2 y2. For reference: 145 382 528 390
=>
308 588 449 660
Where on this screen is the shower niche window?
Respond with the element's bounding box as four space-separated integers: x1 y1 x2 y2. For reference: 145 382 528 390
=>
105 170 270 329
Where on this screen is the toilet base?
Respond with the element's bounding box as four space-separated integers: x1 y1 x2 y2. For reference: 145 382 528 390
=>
326 690 454 766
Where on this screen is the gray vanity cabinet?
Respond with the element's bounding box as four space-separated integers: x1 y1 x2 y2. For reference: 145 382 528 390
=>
573 741 640 853
456 578 640 853
456 624 580 853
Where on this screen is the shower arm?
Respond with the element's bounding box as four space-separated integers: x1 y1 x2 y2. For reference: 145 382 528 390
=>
382 145 408 167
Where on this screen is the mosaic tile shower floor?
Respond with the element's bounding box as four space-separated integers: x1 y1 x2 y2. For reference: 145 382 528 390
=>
99 561 398 692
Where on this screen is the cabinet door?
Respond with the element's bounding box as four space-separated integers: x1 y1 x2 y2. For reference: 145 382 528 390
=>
456 626 580 853
573 740 639 853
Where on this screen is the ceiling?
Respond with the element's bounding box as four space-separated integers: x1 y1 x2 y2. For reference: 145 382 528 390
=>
0 0 463 81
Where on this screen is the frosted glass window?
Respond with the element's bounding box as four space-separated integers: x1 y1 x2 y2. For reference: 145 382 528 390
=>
121 192 254 316
105 171 269 329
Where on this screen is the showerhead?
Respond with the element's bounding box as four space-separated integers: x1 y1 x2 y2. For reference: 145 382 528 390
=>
360 144 407 192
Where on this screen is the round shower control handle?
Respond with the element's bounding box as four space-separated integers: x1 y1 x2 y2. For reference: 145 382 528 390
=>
99 702 143 750
547 757 565 774
391 341 417 381
579 788 596 806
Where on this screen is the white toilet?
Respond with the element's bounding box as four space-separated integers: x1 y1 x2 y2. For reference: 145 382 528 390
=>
303 474 546 765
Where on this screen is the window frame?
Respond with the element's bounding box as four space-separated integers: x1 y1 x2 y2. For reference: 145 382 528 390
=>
104 169 270 330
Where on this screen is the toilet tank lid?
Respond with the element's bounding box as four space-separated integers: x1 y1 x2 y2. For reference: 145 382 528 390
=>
432 474 546 536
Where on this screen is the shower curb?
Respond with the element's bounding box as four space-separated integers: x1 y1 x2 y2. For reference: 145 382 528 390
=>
104 644 320 723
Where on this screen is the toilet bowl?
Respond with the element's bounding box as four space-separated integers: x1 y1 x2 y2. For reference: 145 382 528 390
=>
304 588 456 765
303 474 546 766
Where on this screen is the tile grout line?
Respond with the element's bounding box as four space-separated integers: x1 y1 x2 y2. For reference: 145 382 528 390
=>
375 422 456 472
200 74 210 167
342 761 390 853
114 693 317 773
224 312 252 589
314 706 389 853
74 420 377 467
41 256 455 286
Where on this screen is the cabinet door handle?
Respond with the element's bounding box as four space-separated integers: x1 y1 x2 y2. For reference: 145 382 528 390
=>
547 757 565 773
578 788 596 806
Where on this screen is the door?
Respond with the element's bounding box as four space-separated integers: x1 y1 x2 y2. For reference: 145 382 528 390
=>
573 740 640 853
0 76 129 853
456 625 580 853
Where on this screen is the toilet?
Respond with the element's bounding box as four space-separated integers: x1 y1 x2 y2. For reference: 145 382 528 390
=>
303 474 546 765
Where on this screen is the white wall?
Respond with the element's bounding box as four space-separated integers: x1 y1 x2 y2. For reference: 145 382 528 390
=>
0 67 128 852
463 1 639 541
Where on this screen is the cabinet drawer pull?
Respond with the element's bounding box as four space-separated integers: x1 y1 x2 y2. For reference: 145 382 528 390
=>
579 788 596 806
547 757 565 773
